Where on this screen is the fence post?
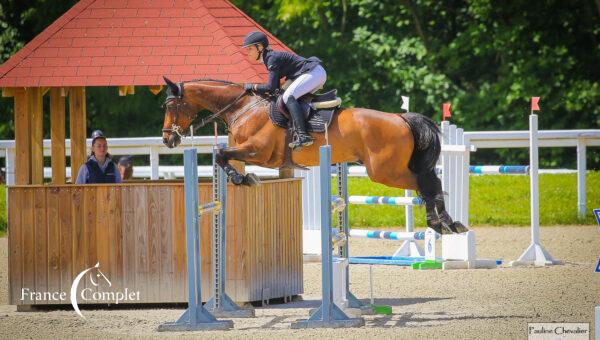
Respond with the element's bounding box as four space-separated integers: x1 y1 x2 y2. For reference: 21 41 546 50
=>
150 147 159 180
461 136 471 226
441 121 450 212
576 138 586 219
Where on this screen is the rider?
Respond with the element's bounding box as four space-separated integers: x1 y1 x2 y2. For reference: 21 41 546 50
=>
242 31 327 150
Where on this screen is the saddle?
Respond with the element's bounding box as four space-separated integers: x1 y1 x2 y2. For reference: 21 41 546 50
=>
269 89 342 132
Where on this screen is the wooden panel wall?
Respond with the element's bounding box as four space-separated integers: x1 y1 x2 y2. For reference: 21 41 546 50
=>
8 180 303 306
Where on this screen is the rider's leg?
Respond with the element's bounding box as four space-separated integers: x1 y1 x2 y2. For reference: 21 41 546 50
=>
284 95 313 149
283 65 327 150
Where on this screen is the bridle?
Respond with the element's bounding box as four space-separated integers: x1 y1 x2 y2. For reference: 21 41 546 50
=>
162 79 249 138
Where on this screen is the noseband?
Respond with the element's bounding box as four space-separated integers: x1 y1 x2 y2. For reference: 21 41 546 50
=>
162 80 248 138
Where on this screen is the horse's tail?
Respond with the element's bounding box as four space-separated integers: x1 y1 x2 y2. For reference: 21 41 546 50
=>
401 112 441 174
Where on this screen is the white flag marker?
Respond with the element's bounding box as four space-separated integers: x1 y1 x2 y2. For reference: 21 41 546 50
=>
401 96 409 112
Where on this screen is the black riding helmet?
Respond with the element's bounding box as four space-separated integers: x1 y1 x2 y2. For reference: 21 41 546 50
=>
91 130 106 144
242 31 269 49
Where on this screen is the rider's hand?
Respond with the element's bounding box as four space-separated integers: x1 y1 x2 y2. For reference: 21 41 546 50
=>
244 83 255 93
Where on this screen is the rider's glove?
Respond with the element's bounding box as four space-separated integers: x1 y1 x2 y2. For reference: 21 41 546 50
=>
244 83 255 93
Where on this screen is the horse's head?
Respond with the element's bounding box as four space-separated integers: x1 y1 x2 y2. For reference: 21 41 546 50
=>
162 76 201 148
162 77 249 148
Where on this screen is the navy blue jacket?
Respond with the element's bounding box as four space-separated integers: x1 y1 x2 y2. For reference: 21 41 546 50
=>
85 158 117 183
255 49 322 94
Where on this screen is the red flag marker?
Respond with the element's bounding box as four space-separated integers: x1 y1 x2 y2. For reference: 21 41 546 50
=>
531 97 540 111
442 103 451 121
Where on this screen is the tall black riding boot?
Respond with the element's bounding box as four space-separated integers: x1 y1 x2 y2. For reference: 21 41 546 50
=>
285 96 314 150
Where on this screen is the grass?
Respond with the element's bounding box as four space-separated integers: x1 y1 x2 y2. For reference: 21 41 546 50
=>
0 172 597 235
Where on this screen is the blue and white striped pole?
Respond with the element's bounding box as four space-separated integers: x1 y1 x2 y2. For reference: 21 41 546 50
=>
348 195 424 206
349 229 439 241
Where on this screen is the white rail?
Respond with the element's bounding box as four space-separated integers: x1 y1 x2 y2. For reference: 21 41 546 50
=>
464 129 600 218
0 136 229 184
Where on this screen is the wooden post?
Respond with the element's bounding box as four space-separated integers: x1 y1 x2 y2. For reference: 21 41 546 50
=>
14 88 31 185
50 88 66 184
148 85 163 95
228 133 245 175
69 87 86 182
118 85 135 96
29 88 44 184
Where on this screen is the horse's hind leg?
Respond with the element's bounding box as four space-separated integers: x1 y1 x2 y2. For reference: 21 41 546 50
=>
417 169 468 234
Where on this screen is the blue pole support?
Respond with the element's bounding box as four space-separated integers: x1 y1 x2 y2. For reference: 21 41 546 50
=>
157 148 233 331
336 163 373 313
205 144 255 318
291 145 364 329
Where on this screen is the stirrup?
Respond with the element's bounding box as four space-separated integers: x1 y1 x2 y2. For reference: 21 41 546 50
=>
288 133 314 150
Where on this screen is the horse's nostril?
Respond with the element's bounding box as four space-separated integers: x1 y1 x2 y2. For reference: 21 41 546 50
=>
167 134 177 148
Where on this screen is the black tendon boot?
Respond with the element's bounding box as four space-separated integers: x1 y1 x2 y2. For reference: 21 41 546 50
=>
417 169 468 234
434 194 469 233
285 96 314 150
424 195 444 234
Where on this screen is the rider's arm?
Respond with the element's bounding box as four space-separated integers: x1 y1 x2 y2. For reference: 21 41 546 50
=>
252 68 280 94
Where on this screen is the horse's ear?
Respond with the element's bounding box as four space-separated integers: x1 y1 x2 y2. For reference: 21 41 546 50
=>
163 76 179 97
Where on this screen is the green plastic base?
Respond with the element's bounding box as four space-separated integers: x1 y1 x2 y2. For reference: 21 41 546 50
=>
412 260 443 270
370 304 392 315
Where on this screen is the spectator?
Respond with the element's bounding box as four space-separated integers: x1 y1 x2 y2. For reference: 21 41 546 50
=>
75 130 121 184
117 156 134 181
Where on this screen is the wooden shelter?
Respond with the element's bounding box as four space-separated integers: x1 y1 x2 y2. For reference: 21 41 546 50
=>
1 0 302 308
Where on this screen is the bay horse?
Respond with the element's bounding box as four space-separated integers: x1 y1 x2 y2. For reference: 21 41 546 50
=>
161 77 467 234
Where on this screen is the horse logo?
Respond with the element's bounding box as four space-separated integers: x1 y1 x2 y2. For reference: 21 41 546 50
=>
70 262 111 318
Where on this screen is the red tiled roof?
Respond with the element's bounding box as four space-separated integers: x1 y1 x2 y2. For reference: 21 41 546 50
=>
0 0 292 87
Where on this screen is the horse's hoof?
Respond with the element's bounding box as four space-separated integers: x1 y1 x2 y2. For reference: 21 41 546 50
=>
230 173 244 185
440 226 455 234
441 220 469 234
449 221 469 233
427 220 445 235
242 173 261 186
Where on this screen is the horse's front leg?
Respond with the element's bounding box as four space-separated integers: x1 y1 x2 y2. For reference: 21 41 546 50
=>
215 145 261 186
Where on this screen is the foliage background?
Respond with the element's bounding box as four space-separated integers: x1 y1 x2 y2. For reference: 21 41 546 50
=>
0 0 599 168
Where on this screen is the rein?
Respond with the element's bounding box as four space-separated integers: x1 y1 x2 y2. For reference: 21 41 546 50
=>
192 89 247 134
162 79 248 137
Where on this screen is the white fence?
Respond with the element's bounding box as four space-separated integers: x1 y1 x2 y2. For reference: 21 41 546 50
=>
464 129 600 218
0 136 230 184
297 142 472 255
